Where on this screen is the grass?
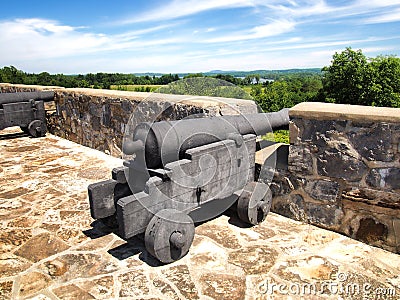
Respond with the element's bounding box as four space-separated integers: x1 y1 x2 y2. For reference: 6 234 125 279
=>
262 130 290 144
110 85 163 92
241 85 253 95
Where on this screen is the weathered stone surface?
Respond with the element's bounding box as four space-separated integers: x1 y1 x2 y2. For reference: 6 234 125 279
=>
162 265 199 299
355 217 388 244
42 253 118 281
52 284 95 299
289 120 300 145
0 281 13 300
0 187 32 199
200 273 246 300
118 270 150 297
0 199 31 221
304 179 340 203
273 193 344 228
45 259 68 277
15 232 69 262
272 194 307 221
196 223 241 249
270 170 302 196
18 271 52 298
44 87 257 157
298 118 346 143
189 237 230 272
0 254 31 277
306 201 343 228
366 168 400 190
288 146 314 175
342 188 400 209
317 146 368 182
152 276 180 300
276 256 338 282
229 245 278 274
76 276 115 299
348 122 394 161
0 229 32 254
289 102 400 123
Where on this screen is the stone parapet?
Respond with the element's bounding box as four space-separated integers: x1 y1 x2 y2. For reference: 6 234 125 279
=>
270 102 400 253
0 84 257 157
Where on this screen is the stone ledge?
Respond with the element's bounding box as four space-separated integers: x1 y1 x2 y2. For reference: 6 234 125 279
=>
60 88 256 111
0 84 256 111
290 102 400 123
0 83 64 91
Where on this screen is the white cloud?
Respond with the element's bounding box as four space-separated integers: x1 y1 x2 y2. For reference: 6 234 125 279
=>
363 8 400 24
0 18 180 65
120 0 262 24
0 19 109 61
1 0 399 73
204 19 296 43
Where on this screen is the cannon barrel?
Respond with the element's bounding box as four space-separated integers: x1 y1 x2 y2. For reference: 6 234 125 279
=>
0 91 55 106
124 108 289 168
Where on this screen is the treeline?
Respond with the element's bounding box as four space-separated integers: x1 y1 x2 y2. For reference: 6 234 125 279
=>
0 66 181 89
1 48 399 110
251 48 400 111
0 66 314 90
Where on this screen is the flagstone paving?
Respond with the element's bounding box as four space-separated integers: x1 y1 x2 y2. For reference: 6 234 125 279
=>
0 127 399 299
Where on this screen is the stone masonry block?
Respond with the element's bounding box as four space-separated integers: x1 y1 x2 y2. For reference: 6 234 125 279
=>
304 179 340 203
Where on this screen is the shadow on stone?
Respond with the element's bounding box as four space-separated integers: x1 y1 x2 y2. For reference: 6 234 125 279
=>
108 241 142 260
0 131 28 140
225 209 253 229
108 236 164 267
83 219 118 239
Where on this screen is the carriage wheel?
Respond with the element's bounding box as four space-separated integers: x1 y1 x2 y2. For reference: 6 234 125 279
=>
145 209 195 264
237 182 271 225
28 120 46 137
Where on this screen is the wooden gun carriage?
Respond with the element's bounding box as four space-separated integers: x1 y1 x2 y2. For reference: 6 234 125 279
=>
89 109 289 263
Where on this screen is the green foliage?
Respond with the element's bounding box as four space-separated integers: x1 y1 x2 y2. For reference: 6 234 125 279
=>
0 66 180 89
250 74 322 112
157 77 252 99
183 73 204 79
112 85 162 92
3 50 399 109
321 48 400 107
262 130 289 144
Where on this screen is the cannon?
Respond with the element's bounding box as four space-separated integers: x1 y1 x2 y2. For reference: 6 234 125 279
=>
88 108 289 263
0 91 54 137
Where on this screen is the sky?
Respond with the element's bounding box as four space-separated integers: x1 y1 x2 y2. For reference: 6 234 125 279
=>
0 0 399 74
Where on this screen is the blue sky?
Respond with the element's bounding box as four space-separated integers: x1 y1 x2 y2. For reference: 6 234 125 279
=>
0 0 399 74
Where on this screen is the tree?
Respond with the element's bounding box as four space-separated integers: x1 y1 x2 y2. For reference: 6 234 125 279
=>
366 55 400 107
321 48 400 107
321 48 368 105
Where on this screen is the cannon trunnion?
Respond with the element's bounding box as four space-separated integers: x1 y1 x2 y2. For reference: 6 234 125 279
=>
88 109 288 263
0 91 54 137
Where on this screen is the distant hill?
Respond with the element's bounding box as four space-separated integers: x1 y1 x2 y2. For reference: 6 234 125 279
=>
133 68 322 78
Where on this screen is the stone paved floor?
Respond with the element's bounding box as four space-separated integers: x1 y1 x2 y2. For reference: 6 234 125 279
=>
0 127 399 300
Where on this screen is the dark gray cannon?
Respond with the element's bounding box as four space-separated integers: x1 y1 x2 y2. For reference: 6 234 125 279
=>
88 108 289 263
0 91 55 137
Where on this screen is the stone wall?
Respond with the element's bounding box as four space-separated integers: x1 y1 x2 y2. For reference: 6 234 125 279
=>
2 83 399 253
0 84 257 157
270 102 400 253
